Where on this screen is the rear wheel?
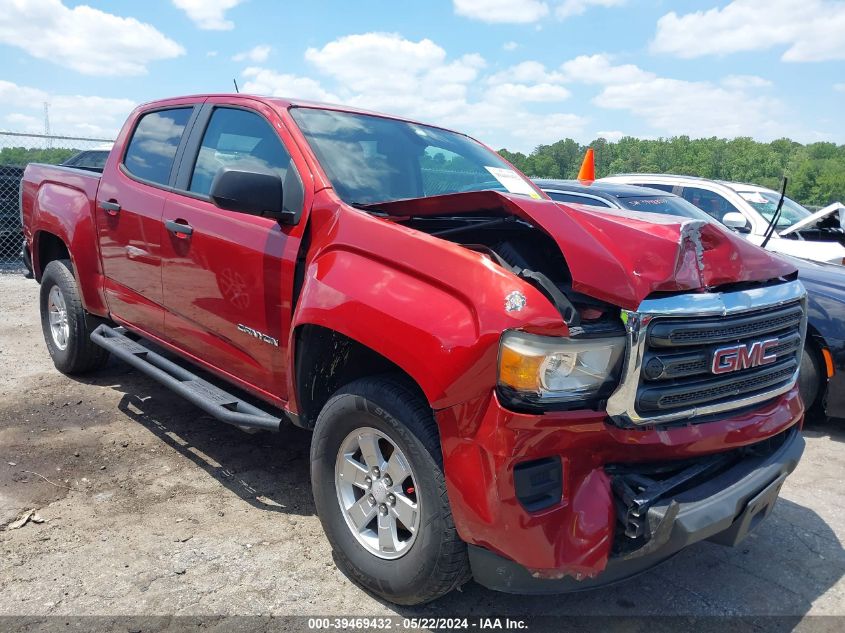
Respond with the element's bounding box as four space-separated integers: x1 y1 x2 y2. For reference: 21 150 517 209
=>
310 377 470 605
39 259 109 374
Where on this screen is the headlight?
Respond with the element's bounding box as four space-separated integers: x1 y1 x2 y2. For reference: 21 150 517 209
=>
498 331 625 408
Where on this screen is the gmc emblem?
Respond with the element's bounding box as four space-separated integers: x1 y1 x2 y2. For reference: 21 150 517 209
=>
711 339 778 375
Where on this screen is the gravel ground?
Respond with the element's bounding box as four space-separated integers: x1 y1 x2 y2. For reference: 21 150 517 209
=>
1 272 843 623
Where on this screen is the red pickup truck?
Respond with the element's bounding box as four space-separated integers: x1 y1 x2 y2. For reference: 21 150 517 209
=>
21 94 808 604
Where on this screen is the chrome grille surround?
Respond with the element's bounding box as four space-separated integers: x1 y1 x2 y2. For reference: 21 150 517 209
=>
606 280 807 426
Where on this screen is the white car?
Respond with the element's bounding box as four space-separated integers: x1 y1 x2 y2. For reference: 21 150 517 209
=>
600 174 845 265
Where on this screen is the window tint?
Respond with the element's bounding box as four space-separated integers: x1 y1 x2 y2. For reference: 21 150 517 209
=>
681 186 740 222
546 191 612 208
190 107 291 196
124 108 192 185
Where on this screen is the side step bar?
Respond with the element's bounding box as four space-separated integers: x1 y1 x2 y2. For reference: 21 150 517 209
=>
91 324 283 431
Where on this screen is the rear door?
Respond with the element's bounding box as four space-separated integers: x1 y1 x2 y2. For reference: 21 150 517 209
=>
159 99 309 401
95 103 199 336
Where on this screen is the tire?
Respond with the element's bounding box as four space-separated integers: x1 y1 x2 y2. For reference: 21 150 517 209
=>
310 376 470 605
39 259 109 374
798 346 822 416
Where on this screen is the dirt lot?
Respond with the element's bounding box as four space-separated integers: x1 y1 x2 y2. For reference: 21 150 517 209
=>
1 272 843 622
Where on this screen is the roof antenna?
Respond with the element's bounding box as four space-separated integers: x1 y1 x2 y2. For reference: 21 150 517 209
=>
233 78 240 93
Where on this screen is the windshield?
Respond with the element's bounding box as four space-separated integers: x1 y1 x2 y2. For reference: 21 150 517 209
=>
290 107 540 205
618 195 714 221
738 191 812 229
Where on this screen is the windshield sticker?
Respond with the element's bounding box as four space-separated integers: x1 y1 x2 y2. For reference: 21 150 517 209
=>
485 166 542 199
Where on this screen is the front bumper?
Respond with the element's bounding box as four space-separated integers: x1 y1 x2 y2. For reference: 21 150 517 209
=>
469 426 804 594
437 385 805 587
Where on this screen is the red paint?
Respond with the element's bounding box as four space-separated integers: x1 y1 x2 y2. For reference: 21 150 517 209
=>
437 386 803 575
20 94 804 581
712 338 779 374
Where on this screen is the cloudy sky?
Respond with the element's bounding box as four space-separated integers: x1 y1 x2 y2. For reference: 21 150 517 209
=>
0 0 843 151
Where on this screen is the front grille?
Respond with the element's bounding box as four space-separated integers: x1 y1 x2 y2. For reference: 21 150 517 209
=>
637 300 804 415
649 304 804 347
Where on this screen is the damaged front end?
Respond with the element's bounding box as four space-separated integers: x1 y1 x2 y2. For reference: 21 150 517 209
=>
365 190 807 590
367 189 797 313
606 427 799 560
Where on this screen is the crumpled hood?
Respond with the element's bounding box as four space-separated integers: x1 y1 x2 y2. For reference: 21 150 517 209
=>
779 201 844 236
370 190 798 311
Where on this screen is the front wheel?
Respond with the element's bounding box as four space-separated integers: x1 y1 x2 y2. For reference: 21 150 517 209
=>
798 346 823 417
310 377 470 605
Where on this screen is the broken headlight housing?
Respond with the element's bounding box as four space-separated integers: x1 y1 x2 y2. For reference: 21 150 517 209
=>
498 331 625 409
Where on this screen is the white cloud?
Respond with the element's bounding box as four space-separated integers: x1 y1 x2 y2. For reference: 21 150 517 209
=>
172 0 245 30
503 41 519 51
835 83 845 93
241 68 340 103
595 130 626 142
453 0 549 24
242 32 585 151
596 78 789 139
556 0 626 20
0 0 184 76
453 0 625 23
486 82 571 102
302 33 488 115
651 0 845 62
721 75 772 90
0 80 134 138
554 53 826 142
560 54 655 84
233 45 272 63
488 61 567 85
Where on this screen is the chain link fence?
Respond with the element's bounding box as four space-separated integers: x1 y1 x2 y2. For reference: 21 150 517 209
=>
0 131 113 273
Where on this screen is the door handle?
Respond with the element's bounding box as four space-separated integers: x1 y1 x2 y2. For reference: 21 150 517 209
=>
100 200 121 216
165 219 193 239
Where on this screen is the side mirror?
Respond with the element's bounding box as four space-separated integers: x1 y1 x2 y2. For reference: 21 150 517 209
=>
210 167 296 224
723 212 750 233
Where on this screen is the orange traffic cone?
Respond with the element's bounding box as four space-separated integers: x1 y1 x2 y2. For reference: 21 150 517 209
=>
577 148 595 184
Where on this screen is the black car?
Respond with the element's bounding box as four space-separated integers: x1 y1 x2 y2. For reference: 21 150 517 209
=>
535 178 845 419
60 149 111 172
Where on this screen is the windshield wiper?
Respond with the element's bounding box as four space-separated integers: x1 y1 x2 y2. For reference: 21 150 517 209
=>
760 177 787 249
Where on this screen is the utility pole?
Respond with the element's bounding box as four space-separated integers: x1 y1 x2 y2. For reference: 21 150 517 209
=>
43 102 51 148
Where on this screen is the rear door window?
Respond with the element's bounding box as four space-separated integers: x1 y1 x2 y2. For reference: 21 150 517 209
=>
123 108 193 186
680 186 741 222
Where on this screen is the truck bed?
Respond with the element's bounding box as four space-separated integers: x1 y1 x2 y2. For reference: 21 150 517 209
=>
21 163 103 283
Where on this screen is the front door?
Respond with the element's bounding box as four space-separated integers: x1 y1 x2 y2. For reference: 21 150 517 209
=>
95 106 196 336
159 102 306 400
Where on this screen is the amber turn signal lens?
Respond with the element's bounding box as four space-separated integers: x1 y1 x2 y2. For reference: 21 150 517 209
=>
499 345 544 392
821 347 835 379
